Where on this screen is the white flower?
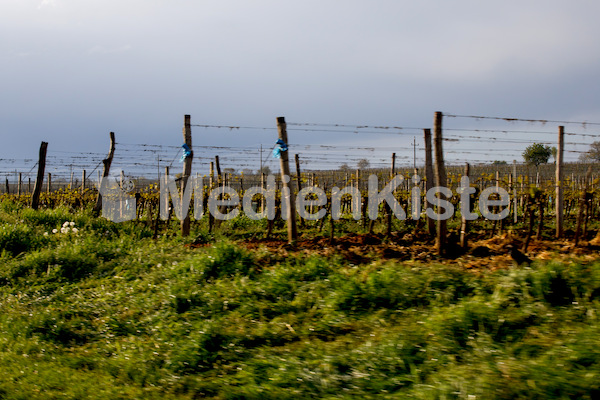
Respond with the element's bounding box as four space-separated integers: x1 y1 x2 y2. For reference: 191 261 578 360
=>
61 227 70 234
52 229 58 234
72 228 78 234
43 232 49 236
69 221 75 227
63 221 69 228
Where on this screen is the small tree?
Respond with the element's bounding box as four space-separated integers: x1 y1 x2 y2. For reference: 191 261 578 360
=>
258 166 271 175
357 158 370 170
339 163 350 172
522 143 552 167
579 141 600 162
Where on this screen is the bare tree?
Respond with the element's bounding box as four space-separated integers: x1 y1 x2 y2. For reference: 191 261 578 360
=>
357 158 370 170
579 141 600 162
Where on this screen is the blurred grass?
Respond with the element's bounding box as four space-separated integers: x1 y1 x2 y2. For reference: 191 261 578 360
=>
0 205 600 399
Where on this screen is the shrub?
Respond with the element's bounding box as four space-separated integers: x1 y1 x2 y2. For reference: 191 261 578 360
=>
198 242 257 280
0 223 42 256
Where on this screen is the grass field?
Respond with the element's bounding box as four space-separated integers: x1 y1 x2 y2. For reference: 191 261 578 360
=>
1 200 600 399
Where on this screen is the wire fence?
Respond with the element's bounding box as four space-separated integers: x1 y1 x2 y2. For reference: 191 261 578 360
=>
1 112 600 194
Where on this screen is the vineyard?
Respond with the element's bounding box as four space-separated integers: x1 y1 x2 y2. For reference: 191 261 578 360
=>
1 112 600 399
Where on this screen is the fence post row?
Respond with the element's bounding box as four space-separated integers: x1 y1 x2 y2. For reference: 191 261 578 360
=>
8 114 599 252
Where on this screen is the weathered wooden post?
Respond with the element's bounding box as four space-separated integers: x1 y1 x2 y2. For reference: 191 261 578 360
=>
31 141 48 210
423 128 435 235
276 117 298 244
181 115 193 237
260 172 266 213
17 173 22 197
295 153 304 227
164 166 171 222
555 126 564 238
47 173 52 194
93 132 116 214
209 161 215 189
433 112 447 256
207 161 215 231
215 155 222 185
386 153 396 236
460 163 470 249
513 160 518 223
81 169 86 195
295 153 303 193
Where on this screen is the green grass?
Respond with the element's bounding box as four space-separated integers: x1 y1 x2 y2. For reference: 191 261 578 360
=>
1 205 600 399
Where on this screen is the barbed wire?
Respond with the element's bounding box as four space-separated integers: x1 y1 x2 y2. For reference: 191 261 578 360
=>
444 113 600 127
1 114 598 183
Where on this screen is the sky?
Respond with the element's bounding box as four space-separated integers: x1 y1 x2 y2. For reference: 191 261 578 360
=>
2 0 600 179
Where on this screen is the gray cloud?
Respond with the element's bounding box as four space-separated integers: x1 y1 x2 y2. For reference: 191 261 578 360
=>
1 0 599 172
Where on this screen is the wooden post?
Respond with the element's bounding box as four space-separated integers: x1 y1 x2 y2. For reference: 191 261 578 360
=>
93 132 116 213
215 156 222 186
70 171 74 190
181 115 193 237
424 128 435 235
555 126 564 238
31 142 48 209
276 116 298 244
5 177 9 195
47 173 52 194
460 163 470 249
164 166 171 221
513 160 518 223
295 154 304 227
119 170 125 218
208 163 215 233
81 169 86 194
387 153 396 236
433 112 447 256
295 153 303 193
17 173 22 196
260 172 266 213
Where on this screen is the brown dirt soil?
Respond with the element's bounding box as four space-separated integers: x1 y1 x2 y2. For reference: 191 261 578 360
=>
233 231 600 272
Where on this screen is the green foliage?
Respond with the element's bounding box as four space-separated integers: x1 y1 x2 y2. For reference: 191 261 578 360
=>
198 242 257 280
1 206 600 399
522 143 552 167
0 223 43 256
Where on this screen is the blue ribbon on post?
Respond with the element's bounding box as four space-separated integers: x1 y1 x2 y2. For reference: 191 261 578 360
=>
180 144 192 162
272 139 288 159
